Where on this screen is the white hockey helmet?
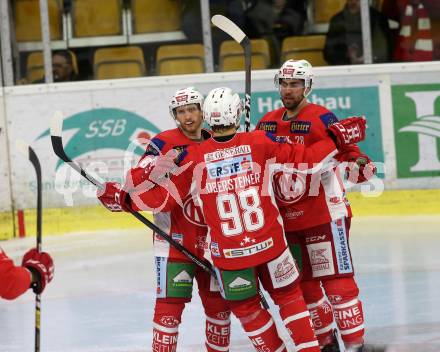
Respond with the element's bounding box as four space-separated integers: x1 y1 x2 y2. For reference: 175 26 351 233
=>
169 86 204 120
274 59 314 96
203 87 243 127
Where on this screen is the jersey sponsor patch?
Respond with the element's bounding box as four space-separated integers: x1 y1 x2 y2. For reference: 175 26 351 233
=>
273 171 307 204
306 241 335 277
167 262 195 298
144 137 165 156
290 120 311 134
258 121 277 133
331 219 353 274
319 112 338 128
265 132 291 144
171 233 183 245
211 242 221 257
206 154 253 179
218 268 257 300
155 256 168 298
204 145 251 162
183 197 206 226
268 248 299 288
223 238 274 258
173 145 188 155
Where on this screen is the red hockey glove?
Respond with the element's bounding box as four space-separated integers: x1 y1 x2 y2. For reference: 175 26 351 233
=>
150 150 178 184
22 248 54 294
97 182 131 212
130 150 178 187
339 148 377 183
328 116 366 148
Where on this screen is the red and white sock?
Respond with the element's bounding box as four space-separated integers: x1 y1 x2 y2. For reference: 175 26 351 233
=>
301 280 335 347
307 296 335 346
230 296 287 352
152 301 184 352
332 298 364 346
205 314 231 351
272 285 320 351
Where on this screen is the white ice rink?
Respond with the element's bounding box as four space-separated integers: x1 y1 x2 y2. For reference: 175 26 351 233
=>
1 215 440 352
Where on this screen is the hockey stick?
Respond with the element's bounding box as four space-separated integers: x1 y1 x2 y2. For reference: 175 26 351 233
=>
50 111 269 310
211 14 251 132
17 140 42 352
49 112 214 276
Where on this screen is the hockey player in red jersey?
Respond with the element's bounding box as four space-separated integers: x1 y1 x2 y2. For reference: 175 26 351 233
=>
99 87 367 352
0 247 54 300
256 59 377 352
98 87 231 352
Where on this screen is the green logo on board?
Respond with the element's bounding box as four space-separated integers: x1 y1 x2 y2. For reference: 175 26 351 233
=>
392 84 440 178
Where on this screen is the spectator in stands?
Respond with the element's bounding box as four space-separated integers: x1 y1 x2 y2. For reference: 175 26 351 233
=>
33 50 78 83
246 0 306 40
381 0 439 61
324 0 393 65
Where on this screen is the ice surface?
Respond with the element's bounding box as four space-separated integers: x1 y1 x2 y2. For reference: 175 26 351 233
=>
1 216 440 351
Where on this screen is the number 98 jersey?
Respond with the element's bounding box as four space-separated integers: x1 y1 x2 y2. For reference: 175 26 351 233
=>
168 130 338 270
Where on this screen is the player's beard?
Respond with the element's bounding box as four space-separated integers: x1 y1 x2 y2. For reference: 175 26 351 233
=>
281 94 303 111
180 119 202 137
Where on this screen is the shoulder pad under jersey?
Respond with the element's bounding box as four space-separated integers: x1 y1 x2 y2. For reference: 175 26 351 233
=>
175 148 189 166
143 137 165 157
319 112 339 128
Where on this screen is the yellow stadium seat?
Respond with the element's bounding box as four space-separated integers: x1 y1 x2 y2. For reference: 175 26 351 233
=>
313 0 345 24
94 46 145 79
156 44 205 76
26 50 78 82
72 0 122 37
219 39 270 72
131 0 181 34
26 52 45 82
281 35 328 67
14 0 63 42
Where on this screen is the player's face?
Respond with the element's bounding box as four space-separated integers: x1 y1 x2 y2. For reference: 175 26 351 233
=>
175 104 203 137
279 78 306 110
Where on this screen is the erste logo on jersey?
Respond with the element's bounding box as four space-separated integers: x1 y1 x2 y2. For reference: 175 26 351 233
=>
183 197 206 227
206 154 253 179
259 121 277 133
290 121 311 134
273 171 307 204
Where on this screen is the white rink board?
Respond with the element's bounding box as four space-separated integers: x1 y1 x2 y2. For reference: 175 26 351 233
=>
0 92 13 212
2 61 440 211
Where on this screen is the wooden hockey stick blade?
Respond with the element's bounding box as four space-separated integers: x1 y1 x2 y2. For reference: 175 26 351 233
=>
50 110 64 138
16 139 30 159
211 14 247 44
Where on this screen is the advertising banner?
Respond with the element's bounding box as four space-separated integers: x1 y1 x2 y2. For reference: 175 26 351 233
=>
250 86 383 164
392 84 440 178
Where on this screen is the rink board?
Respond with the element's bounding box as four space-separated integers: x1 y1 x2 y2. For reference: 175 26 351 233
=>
0 62 439 239
0 189 438 239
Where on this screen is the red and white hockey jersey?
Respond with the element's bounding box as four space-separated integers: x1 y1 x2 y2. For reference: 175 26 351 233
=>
0 247 31 300
134 128 209 261
256 103 353 231
136 130 338 270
